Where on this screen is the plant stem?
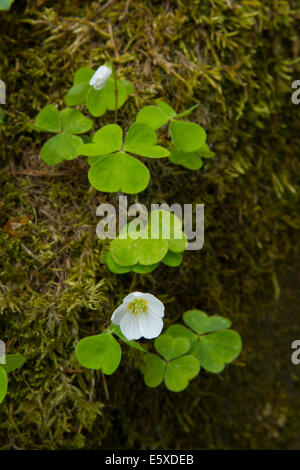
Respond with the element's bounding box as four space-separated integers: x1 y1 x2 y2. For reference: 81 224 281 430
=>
113 65 118 123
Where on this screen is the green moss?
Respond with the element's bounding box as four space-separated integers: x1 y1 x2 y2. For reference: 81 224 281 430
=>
0 0 299 450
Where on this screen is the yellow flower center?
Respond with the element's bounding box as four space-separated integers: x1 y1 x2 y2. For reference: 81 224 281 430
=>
128 298 148 316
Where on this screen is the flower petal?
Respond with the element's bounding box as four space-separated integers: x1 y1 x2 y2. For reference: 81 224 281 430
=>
89 65 112 90
120 312 143 340
121 291 145 305
111 304 128 325
139 311 164 339
143 294 165 317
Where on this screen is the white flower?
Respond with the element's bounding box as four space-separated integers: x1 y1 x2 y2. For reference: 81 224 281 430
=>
89 65 112 90
111 292 165 341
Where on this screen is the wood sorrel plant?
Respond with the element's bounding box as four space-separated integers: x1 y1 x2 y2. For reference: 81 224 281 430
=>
101 210 188 275
33 64 215 193
75 308 242 393
32 64 242 394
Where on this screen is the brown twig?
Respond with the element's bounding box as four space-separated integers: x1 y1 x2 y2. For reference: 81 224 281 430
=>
101 370 110 400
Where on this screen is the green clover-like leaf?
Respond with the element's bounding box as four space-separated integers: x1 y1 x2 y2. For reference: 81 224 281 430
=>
60 108 93 134
123 122 156 148
73 67 95 85
86 78 129 117
0 0 14 10
136 105 169 129
165 324 197 350
0 107 4 123
123 123 169 158
142 353 165 388
34 105 61 133
103 79 127 111
78 124 123 157
156 100 177 119
164 355 200 392
105 252 131 274
183 310 231 335
168 149 203 170
65 68 94 106
88 151 150 193
86 87 106 117
40 134 83 165
141 350 200 392
65 84 90 106
110 235 168 267
197 143 215 159
162 251 183 267
155 334 190 361
0 368 8 404
0 354 24 373
175 103 199 118
103 252 159 275
75 333 121 375
169 120 206 153
182 310 242 373
131 263 159 274
195 330 242 373
108 210 186 268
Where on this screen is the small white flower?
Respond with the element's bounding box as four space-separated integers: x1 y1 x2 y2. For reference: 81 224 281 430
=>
111 292 165 341
89 65 112 90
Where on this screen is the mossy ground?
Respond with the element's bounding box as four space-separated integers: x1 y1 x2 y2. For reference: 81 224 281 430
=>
0 0 300 449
